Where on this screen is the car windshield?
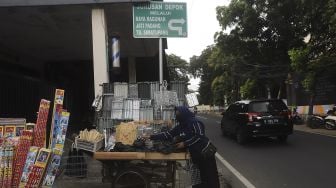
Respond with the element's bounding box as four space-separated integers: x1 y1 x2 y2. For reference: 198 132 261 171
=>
249 101 288 113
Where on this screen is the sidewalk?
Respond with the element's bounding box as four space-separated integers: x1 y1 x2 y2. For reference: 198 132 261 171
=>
294 124 336 138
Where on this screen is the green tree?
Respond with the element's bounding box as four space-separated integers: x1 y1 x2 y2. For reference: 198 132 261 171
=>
214 0 307 102
240 78 257 99
166 54 189 82
289 0 336 114
189 46 216 105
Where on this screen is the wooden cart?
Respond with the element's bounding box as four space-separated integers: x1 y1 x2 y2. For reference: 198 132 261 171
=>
94 152 189 188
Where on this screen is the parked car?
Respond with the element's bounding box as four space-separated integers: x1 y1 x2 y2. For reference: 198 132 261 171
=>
220 99 293 144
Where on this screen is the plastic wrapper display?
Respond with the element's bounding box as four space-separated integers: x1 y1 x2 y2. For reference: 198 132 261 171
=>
185 93 199 107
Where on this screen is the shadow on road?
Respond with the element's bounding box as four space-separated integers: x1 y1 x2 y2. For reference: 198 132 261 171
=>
221 135 293 148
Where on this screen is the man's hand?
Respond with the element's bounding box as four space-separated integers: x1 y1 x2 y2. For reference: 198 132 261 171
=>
141 135 150 141
175 142 185 149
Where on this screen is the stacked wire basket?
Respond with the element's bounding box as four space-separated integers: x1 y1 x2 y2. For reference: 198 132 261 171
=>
97 82 187 133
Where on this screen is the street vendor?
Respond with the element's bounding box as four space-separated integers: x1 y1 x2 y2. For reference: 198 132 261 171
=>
144 106 220 188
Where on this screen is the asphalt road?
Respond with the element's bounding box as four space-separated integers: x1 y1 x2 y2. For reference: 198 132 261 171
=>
197 113 336 188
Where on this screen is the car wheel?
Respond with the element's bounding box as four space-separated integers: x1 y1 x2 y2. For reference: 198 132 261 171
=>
236 128 248 145
113 168 149 188
277 135 288 143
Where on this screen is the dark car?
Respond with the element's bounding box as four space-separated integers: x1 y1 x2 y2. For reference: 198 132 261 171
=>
221 99 293 144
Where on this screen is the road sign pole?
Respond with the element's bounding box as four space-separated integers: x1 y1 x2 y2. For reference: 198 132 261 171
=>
159 38 163 91
132 2 187 91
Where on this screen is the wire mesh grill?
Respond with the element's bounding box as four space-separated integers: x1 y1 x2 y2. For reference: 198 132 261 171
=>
140 107 154 121
114 82 128 98
97 118 133 133
138 82 160 99
170 81 187 100
140 99 154 121
59 154 89 178
128 83 138 98
111 98 123 119
122 98 141 121
138 82 151 99
101 94 113 118
102 83 113 94
154 90 179 107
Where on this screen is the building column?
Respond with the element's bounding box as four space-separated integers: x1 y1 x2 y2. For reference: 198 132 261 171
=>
91 8 109 97
128 57 136 83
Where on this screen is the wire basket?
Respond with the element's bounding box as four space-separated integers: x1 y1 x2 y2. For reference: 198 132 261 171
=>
75 137 104 152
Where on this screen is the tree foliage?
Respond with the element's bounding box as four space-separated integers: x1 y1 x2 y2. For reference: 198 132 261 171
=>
240 78 257 99
166 54 189 82
287 0 336 114
214 0 308 103
177 0 335 107
289 0 336 92
189 46 216 105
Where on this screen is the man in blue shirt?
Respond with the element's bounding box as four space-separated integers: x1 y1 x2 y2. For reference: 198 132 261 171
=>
147 106 220 188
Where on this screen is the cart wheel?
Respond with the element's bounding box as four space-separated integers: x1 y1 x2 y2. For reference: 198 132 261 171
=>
113 168 149 188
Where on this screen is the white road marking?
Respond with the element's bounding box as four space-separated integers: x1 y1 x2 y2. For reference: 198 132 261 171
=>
215 153 256 188
197 116 208 120
216 121 221 124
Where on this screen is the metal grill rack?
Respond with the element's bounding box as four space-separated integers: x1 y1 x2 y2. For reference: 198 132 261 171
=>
170 81 187 100
114 82 128 98
96 81 187 133
102 83 113 94
97 118 130 133
154 90 179 107
101 93 113 118
138 82 160 99
122 98 141 121
170 81 188 106
128 83 138 98
140 99 154 121
111 97 124 119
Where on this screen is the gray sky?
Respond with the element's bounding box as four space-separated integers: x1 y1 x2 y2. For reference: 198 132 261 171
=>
164 0 230 90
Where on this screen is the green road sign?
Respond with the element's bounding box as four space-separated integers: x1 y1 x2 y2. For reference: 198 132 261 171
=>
133 1 187 38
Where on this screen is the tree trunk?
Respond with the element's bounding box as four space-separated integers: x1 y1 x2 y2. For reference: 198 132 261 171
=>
308 92 315 115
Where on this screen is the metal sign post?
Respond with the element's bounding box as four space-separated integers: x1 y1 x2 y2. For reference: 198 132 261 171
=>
133 2 187 90
159 38 163 90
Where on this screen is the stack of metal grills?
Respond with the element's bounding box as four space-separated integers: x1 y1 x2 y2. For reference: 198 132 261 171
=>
140 99 154 121
97 81 187 132
170 81 188 106
138 82 160 99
